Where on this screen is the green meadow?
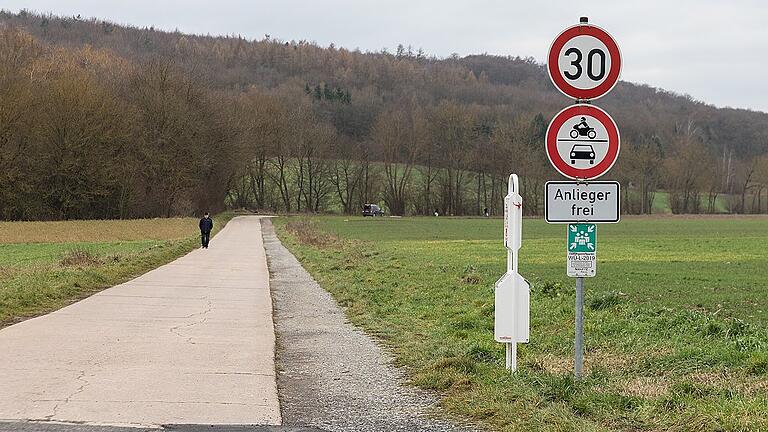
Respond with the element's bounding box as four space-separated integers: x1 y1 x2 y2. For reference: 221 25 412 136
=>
276 215 768 431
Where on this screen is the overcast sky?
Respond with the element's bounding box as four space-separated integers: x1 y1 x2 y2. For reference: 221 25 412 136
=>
4 1 767 113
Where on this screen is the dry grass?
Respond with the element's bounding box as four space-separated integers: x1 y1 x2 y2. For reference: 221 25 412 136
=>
690 370 768 397
620 376 669 398
527 354 572 374
59 249 102 267
0 218 198 244
284 218 340 248
527 350 634 375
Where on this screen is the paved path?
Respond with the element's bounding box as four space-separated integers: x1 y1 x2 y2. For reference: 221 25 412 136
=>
0 216 280 428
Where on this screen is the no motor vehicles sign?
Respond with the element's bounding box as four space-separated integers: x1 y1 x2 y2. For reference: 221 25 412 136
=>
545 104 620 180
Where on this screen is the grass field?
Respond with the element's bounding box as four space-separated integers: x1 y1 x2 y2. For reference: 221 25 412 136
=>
275 215 768 431
650 192 731 214
0 215 232 327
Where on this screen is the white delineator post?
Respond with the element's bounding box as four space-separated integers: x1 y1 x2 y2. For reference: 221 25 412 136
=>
495 174 530 371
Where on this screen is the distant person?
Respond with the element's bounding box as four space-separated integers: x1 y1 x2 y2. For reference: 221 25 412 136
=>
434 208 439 217
484 207 489 217
199 212 213 249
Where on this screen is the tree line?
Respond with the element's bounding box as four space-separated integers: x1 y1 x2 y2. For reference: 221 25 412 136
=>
1 11 768 219
0 28 245 219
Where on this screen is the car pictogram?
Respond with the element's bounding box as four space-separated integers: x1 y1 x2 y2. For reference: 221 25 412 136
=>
570 144 595 165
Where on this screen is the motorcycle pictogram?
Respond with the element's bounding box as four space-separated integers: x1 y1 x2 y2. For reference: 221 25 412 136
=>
570 117 597 139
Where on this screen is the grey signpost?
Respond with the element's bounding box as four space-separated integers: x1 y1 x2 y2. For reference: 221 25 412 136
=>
575 277 584 376
545 17 622 378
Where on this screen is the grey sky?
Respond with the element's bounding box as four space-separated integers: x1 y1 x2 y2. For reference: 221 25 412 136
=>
4 1 767 113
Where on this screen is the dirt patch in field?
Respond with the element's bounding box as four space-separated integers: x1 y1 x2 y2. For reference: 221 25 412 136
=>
690 370 768 397
621 376 670 398
528 349 634 375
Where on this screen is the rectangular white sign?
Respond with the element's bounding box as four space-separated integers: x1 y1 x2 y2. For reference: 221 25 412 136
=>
566 223 597 277
545 181 620 223
567 252 596 277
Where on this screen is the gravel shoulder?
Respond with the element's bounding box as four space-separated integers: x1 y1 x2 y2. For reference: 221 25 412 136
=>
261 219 479 432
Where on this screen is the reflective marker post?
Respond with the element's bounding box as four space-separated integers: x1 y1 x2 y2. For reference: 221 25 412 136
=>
506 335 516 371
506 176 520 370
495 174 530 372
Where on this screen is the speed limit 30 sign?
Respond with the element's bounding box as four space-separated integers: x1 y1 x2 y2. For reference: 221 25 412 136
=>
548 23 621 101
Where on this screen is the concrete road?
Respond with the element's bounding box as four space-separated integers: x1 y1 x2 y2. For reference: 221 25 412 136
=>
0 216 280 428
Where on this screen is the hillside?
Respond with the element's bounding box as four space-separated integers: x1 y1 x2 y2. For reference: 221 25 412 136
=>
1 10 767 218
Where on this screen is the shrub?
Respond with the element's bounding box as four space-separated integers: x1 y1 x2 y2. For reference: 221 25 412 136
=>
60 249 102 267
536 280 567 298
588 291 625 310
746 352 768 375
460 264 482 285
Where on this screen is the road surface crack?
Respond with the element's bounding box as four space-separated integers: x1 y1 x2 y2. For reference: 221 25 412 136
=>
169 297 213 344
45 370 90 421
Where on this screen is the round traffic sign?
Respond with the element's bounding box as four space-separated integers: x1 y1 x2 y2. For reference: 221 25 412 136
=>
545 105 620 180
548 24 621 100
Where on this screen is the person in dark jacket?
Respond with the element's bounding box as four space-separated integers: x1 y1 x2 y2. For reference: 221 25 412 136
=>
199 212 213 248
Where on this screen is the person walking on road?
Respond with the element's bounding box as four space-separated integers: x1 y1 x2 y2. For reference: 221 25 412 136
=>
199 212 213 248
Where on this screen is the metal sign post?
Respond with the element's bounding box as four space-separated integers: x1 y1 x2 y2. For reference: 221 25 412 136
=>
568 223 595 377
495 174 530 371
545 16 622 379
575 277 584 377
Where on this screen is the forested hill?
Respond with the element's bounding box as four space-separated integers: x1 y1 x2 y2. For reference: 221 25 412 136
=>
4 10 767 156
1 10 767 219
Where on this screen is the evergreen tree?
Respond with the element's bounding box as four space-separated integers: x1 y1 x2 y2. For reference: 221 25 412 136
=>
396 44 405 59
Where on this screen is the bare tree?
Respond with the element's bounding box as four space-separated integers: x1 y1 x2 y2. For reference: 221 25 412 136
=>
373 106 425 215
329 137 364 215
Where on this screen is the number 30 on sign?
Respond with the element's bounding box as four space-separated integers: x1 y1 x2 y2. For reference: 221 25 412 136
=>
548 24 622 101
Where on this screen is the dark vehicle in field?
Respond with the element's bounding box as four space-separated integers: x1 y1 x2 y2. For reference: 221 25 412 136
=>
362 204 384 217
570 144 596 164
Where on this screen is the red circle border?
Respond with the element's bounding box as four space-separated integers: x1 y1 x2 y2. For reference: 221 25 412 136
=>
545 105 620 180
547 24 622 100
